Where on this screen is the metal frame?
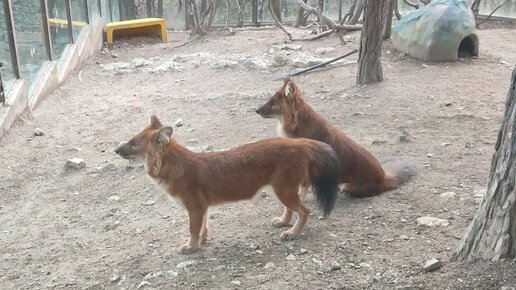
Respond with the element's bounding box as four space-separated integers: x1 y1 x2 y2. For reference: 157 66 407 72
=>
98 0 102 17
252 0 258 25
40 0 53 61
65 0 74 43
108 0 114 21
2 0 20 79
84 0 90 24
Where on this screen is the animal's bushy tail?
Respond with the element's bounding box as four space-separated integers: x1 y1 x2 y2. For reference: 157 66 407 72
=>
309 144 341 218
381 158 416 192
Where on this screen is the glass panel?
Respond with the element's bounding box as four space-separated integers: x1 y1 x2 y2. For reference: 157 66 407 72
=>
88 0 101 23
11 0 47 91
164 0 185 30
257 0 273 23
101 0 112 22
479 0 516 18
70 0 88 39
112 0 121 22
0 4 16 93
48 0 71 59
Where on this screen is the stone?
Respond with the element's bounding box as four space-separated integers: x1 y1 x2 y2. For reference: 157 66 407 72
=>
231 280 241 286
176 260 196 269
97 162 116 172
416 216 449 227
100 62 132 74
264 262 275 269
392 0 478 62
131 58 152 68
423 258 442 272
33 128 44 136
108 195 121 201
109 273 120 282
359 262 372 269
187 145 214 153
272 54 289 67
143 200 156 206
300 248 308 254
315 47 335 55
111 53 119 58
399 235 409 240
137 281 151 289
439 191 456 199
149 61 183 73
331 262 341 270
174 119 183 127
286 254 296 261
64 158 86 171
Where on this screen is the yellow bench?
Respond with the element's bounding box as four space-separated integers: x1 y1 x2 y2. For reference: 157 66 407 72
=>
105 18 167 44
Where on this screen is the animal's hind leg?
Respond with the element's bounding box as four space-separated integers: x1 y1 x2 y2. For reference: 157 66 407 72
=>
273 185 310 240
272 206 293 227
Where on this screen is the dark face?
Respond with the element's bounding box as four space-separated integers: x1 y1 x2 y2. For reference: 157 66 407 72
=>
114 115 173 160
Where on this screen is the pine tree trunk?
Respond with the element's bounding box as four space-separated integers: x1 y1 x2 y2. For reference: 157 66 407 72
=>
455 68 516 261
356 0 385 85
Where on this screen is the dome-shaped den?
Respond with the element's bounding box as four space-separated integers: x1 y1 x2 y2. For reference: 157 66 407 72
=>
392 0 479 62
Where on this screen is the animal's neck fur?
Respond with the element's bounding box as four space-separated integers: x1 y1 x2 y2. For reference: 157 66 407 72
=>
144 141 190 182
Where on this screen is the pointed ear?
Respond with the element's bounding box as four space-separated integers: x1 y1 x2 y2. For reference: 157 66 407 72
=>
283 80 296 99
157 126 173 146
150 115 162 129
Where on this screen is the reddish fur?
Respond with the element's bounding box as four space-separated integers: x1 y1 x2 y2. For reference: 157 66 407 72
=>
115 116 340 254
256 78 415 197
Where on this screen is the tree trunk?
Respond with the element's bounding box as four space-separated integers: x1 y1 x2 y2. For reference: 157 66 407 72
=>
349 0 365 24
270 0 282 23
393 0 401 20
146 0 153 17
356 0 385 85
471 0 481 17
455 68 516 261
383 0 394 40
295 0 308 27
157 0 164 17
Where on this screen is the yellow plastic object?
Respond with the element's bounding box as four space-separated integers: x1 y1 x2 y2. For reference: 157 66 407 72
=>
105 18 167 44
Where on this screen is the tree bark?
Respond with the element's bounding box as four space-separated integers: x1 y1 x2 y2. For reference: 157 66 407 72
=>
383 0 394 40
294 0 308 27
157 0 164 17
270 0 282 23
356 0 385 85
471 0 481 17
455 68 516 261
146 0 153 17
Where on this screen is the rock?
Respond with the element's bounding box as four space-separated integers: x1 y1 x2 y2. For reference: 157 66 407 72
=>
111 53 119 58
291 53 326 68
149 61 183 73
131 58 152 68
33 128 44 136
286 254 296 261
176 260 196 269
315 47 336 55
64 158 86 171
423 258 442 272
416 216 449 227
331 262 341 271
108 195 121 201
100 62 132 74
300 248 308 254
260 190 268 198
97 162 116 172
241 58 269 70
264 262 275 269
372 139 387 145
398 235 409 240
272 54 289 67
185 139 200 146
270 44 302 52
109 273 120 282
439 191 456 199
359 262 372 269
137 281 151 289
231 280 241 286
174 119 183 127
143 200 156 206
392 0 478 61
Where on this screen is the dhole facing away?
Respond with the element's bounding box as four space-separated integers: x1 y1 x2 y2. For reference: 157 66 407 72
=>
115 116 341 254
256 78 415 197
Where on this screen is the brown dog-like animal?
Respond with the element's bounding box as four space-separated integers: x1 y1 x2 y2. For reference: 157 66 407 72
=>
256 78 415 197
115 116 340 254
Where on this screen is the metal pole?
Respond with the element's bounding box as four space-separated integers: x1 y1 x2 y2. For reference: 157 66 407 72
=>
338 0 342 22
65 0 74 43
84 0 90 23
184 0 191 30
40 0 53 61
252 0 258 26
118 0 123 20
98 0 102 17
3 0 20 79
108 0 113 22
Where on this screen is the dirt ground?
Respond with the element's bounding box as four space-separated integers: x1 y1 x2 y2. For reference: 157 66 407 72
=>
1 22 516 290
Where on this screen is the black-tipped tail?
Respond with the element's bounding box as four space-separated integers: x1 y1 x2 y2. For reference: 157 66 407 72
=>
309 144 341 217
381 158 416 191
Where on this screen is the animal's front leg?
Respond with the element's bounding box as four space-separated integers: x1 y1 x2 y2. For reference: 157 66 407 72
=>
200 210 209 244
179 208 206 254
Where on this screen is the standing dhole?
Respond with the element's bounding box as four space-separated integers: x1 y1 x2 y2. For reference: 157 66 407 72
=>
256 78 415 197
115 116 341 254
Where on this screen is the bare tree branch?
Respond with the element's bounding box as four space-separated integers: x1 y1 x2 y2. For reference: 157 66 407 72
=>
402 0 419 9
476 0 509 26
296 0 362 31
269 0 293 40
393 0 401 20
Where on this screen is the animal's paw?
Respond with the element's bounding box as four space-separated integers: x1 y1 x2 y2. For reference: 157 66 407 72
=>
271 217 290 227
280 229 299 240
178 244 199 255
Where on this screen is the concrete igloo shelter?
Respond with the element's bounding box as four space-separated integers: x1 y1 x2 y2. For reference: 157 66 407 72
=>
391 0 479 62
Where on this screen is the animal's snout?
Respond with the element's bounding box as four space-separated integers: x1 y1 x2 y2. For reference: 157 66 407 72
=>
255 107 263 115
115 141 127 155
